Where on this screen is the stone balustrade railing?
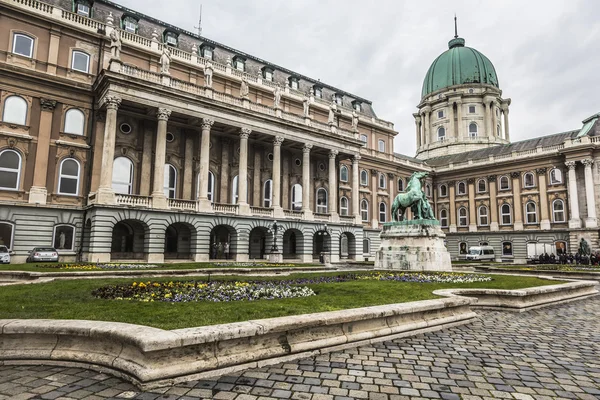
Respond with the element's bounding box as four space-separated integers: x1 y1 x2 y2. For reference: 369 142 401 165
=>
167 198 197 211
339 215 356 224
250 206 274 217
283 209 303 219
213 203 238 214
116 194 152 208
313 213 331 222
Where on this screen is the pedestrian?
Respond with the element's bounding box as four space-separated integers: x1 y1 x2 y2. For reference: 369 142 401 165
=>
218 242 223 259
224 242 230 260
211 242 217 260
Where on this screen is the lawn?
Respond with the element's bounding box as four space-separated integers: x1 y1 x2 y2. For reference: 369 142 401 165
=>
494 264 600 273
0 272 560 329
0 261 320 273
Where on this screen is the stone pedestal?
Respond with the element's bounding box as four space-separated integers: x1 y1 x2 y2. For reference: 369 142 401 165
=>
375 220 452 271
269 253 283 263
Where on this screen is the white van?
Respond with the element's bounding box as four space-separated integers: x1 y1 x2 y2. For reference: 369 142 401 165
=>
0 246 10 264
465 246 495 261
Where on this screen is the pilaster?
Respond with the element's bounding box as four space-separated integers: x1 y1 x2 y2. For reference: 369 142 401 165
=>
151 107 171 209
96 95 122 205
29 98 56 205
566 161 581 228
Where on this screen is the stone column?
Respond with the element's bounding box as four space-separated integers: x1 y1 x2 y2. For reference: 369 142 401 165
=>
198 118 214 211
89 113 105 194
448 181 456 232
182 133 194 200
566 161 581 228
448 102 455 140
467 178 477 232
328 150 339 221
423 107 431 144
272 136 284 218
502 106 510 141
139 126 153 196
237 127 251 215
582 159 597 228
491 102 498 137
511 171 524 230
96 95 121 205
414 115 422 148
371 169 378 228
302 144 313 219
455 99 463 138
488 175 499 231
151 107 171 209
282 152 290 209
483 101 491 136
537 168 551 230
29 99 57 204
252 146 261 206
220 140 230 203
352 155 360 224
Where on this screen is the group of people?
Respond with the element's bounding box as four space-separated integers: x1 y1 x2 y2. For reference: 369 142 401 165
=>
211 242 230 260
533 252 600 265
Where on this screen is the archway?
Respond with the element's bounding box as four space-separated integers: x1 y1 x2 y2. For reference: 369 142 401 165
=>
111 219 148 260
248 227 268 260
313 230 331 260
339 232 357 260
209 225 237 260
283 228 303 259
165 222 194 260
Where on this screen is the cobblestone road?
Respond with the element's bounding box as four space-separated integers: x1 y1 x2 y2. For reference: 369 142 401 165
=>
1 297 600 400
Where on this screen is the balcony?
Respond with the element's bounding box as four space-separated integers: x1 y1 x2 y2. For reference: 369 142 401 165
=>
250 206 274 217
116 194 152 208
213 203 238 215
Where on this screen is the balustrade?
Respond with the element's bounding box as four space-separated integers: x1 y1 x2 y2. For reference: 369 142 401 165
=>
250 206 274 217
213 203 238 214
116 194 152 207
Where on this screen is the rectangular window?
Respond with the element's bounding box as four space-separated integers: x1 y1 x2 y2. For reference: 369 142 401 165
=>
12 34 34 58
124 20 137 33
203 47 213 59
502 242 513 256
165 34 178 46
469 105 476 113
314 87 322 98
354 102 362 112
264 70 273 81
335 94 343 105
437 110 444 119
360 134 368 144
235 60 245 71
76 3 90 16
71 51 90 73
290 79 299 90
378 139 385 153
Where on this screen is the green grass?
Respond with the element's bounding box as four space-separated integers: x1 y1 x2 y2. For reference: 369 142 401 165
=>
0 262 320 273
493 265 600 273
0 272 560 329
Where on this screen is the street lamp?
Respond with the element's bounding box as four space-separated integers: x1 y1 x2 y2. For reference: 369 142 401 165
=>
318 224 333 265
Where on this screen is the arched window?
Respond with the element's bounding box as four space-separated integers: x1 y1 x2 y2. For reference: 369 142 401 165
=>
112 157 133 194
523 172 535 188
502 241 513 256
378 173 386 189
525 201 537 224
499 176 510 190
439 184 448 197
397 177 404 192
53 224 75 251
426 184 431 197
340 196 349 216
0 222 14 250
12 33 34 58
71 50 90 73
316 187 328 213
379 202 387 223
362 238 370 254
164 164 177 199
64 109 85 135
478 206 489 226
339 165 348 182
439 209 448 227
360 170 368 186
378 139 385 152
468 122 478 137
550 168 562 184
458 207 468 226
457 181 466 195
477 179 487 193
0 149 22 190
459 242 467 255
2 95 28 125
552 199 565 222
501 204 512 225
437 126 446 140
291 184 302 210
360 199 369 222
58 158 80 195
263 179 273 207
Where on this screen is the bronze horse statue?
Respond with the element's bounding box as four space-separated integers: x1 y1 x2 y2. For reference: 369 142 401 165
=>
391 171 435 221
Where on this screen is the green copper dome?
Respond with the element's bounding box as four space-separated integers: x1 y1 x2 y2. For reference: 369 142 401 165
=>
421 37 499 98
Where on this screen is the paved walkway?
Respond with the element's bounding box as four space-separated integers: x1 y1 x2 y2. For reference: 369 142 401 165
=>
1 297 600 400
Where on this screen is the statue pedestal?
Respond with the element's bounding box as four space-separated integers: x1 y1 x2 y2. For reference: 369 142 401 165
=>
375 220 452 271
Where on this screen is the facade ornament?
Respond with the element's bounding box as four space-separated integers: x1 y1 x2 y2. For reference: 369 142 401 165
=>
95 111 106 122
370 169 378 176
351 110 359 131
240 127 252 139
302 92 310 117
240 76 250 99
156 108 172 121
328 150 338 159
106 12 114 26
328 100 337 125
487 174 497 182
447 180 456 186
510 171 521 178
102 95 121 110
535 167 547 174
109 28 121 59
226 57 231 67
352 154 361 164
302 144 313 153
204 62 213 88
581 158 594 167
467 178 475 184
387 172 395 179
151 29 159 42
7 139 16 148
565 161 577 170
273 136 284 146
159 45 172 75
273 84 283 109
201 118 214 130
191 43 197 54
39 98 57 111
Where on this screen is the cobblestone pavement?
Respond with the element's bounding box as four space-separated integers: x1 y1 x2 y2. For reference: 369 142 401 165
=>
1 297 600 400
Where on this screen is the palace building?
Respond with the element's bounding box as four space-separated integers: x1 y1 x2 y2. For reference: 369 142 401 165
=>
0 0 598 264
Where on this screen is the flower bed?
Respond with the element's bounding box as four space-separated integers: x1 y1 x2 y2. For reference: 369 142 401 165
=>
92 272 492 303
35 263 161 270
507 265 600 272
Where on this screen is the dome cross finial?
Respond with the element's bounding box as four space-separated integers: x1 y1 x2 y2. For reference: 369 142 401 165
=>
454 14 458 39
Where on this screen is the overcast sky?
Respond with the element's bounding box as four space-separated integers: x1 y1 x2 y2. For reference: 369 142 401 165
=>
115 0 600 157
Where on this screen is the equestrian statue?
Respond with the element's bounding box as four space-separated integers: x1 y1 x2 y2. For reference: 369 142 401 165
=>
391 171 435 221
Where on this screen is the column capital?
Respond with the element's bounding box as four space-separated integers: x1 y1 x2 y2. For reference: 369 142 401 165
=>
328 149 338 159
157 107 171 121
487 174 497 182
240 127 252 139
352 154 361 163
510 171 521 179
565 161 577 170
39 98 57 111
201 118 214 129
273 136 284 146
581 158 594 167
302 144 313 153
467 178 475 184
102 95 121 110
535 167 547 175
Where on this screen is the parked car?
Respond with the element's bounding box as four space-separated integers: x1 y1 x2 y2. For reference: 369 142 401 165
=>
0 246 10 264
26 247 59 263
465 246 495 261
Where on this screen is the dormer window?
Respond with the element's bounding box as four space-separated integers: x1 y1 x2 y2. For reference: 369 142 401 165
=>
313 86 323 98
122 16 138 33
262 67 274 81
164 31 178 47
233 56 246 72
288 77 299 90
334 94 343 105
352 101 362 112
200 45 214 60
75 1 90 16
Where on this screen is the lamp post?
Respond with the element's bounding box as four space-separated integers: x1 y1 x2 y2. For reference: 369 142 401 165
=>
318 224 333 266
267 220 282 263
